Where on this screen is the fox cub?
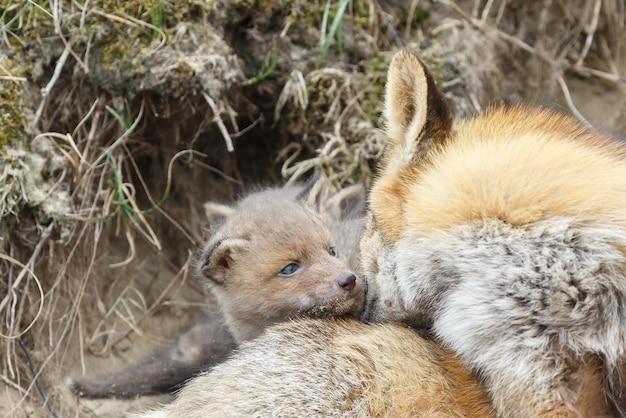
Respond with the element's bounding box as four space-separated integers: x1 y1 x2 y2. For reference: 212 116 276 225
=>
198 184 365 342
69 181 366 398
360 50 625 416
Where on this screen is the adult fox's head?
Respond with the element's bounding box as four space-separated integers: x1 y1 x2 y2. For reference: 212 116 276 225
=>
360 50 626 326
360 50 453 324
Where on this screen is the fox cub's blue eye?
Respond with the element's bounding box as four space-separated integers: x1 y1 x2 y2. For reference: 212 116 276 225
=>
329 247 337 257
279 263 300 276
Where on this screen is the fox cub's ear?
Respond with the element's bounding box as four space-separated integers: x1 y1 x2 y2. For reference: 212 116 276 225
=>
321 183 367 221
295 172 367 220
384 49 452 165
201 238 248 284
204 202 235 228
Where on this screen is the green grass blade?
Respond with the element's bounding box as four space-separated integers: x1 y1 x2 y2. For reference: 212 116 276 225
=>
320 0 331 48
317 0 350 67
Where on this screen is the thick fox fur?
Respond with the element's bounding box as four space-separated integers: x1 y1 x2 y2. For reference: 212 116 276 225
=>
132 319 494 418
130 65 496 418
69 181 366 398
132 49 622 417
360 50 625 416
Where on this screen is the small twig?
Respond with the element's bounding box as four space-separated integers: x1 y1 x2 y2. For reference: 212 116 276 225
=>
18 338 59 418
0 373 28 395
555 71 591 127
566 63 625 83
41 45 70 98
494 0 507 27
404 0 420 39
576 0 602 66
222 97 240 133
231 115 263 139
0 223 53 316
443 0 625 85
90 9 166 49
0 75 27 82
92 104 144 167
202 92 234 152
32 45 71 128
480 0 496 25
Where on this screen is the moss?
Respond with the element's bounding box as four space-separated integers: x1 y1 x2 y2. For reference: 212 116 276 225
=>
351 0 374 30
409 6 430 24
0 84 26 148
92 0 173 42
1 1 54 41
359 54 391 123
0 58 30 149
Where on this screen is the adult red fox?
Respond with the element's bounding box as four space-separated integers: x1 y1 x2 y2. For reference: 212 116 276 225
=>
360 50 625 416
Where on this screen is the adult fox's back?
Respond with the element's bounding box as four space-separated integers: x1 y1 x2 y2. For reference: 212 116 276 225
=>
391 105 626 233
361 50 626 417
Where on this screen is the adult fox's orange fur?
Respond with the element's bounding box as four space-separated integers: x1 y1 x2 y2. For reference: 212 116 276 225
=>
361 50 626 417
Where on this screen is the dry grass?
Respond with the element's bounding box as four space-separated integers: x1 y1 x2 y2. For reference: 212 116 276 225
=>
440 0 625 124
1 0 625 416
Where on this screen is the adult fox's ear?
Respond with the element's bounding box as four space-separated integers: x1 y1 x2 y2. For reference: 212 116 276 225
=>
200 238 248 284
370 50 453 241
203 202 234 228
383 49 452 166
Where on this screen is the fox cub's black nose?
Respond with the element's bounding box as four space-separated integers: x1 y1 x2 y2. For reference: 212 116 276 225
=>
338 273 357 291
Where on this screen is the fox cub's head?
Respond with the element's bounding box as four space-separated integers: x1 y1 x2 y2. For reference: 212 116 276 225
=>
197 186 365 341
